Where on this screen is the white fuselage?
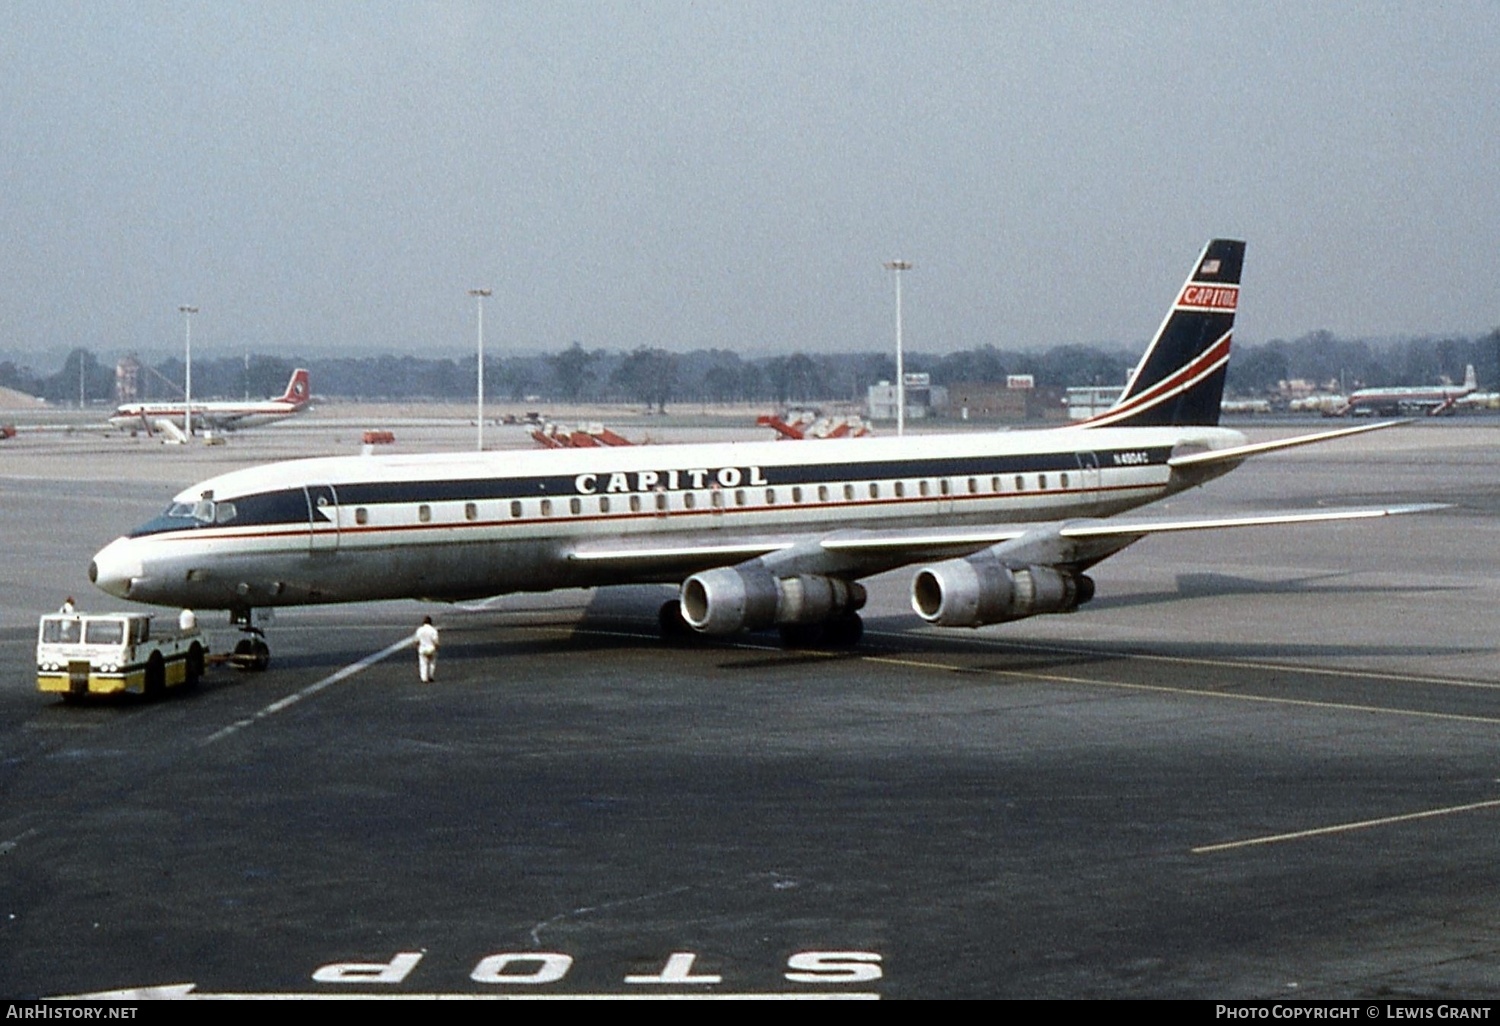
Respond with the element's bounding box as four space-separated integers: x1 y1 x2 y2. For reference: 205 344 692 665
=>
90 425 1246 612
108 399 306 432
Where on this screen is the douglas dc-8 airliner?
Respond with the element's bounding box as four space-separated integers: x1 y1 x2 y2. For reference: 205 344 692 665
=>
90 241 1431 668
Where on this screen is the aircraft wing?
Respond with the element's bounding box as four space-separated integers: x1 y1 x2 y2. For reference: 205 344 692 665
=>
567 503 1444 581
1167 418 1408 469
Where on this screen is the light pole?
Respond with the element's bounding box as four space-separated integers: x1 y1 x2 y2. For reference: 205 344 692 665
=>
469 289 492 451
178 305 198 438
883 261 912 436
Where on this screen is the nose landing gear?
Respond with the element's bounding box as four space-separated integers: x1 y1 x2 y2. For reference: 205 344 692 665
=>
229 608 272 672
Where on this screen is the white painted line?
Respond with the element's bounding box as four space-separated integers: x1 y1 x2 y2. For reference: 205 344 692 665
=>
1192 798 1500 855
0 828 39 856
200 635 415 747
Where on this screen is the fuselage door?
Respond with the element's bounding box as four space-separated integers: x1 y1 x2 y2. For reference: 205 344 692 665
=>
305 484 340 552
1074 451 1101 507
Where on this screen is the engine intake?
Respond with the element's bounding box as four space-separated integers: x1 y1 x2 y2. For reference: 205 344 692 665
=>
681 565 866 635
911 553 1093 628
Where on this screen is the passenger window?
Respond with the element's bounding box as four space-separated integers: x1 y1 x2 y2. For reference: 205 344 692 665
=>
766 489 776 505
683 492 696 510
1015 475 1025 491
465 502 477 521
1039 474 1048 490
630 495 642 513
869 482 880 499
844 484 855 501
919 480 930 497
569 497 582 515
355 507 369 525
418 504 432 523
541 499 553 516
895 481 906 498
655 491 668 512
510 500 522 518
711 490 725 508
735 489 746 505
1060 473 1070 489
599 496 611 514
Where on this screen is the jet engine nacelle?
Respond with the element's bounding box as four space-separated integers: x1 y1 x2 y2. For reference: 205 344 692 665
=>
911 552 1094 628
681 565 866 635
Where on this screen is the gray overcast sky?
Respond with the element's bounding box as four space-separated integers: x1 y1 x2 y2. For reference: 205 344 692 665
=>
2 2 1498 363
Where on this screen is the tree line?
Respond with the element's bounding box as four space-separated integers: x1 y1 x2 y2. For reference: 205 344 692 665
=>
5 329 1498 409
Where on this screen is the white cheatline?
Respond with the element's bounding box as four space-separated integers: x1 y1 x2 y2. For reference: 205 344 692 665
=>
200 634 415 747
1192 798 1500 855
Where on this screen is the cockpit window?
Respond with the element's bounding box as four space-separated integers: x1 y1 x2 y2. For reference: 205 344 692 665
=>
129 489 309 537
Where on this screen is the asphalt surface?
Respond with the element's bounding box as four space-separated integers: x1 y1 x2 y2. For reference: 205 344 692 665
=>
2 417 1499 999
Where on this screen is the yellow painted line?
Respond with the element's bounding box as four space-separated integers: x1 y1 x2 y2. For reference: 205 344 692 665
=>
1192 798 1500 855
531 621 1500 726
65 985 878 1000
868 629 1500 692
861 651 1500 726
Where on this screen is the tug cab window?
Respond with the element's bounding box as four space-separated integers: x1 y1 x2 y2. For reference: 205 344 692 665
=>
42 618 82 644
84 620 125 645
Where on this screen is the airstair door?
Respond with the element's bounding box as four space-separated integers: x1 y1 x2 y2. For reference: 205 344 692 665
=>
305 484 340 552
1074 451 1101 507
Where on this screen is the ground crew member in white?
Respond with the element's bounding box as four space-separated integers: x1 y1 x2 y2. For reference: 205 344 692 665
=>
59 597 75 614
415 616 440 683
179 608 197 632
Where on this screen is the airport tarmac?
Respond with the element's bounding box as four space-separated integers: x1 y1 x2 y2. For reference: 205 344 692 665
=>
3 417 1500 999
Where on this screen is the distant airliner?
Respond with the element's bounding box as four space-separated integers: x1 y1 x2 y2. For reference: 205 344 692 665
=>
90 241 1431 669
109 368 311 435
1338 365 1478 416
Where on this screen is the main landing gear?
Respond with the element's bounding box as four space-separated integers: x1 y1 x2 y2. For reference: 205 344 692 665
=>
229 609 271 672
657 600 864 650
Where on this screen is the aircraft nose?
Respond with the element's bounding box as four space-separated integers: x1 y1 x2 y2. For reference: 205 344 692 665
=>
90 537 144 600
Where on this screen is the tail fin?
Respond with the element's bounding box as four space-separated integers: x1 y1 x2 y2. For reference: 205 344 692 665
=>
279 369 311 405
1080 239 1244 428
1463 364 1477 391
